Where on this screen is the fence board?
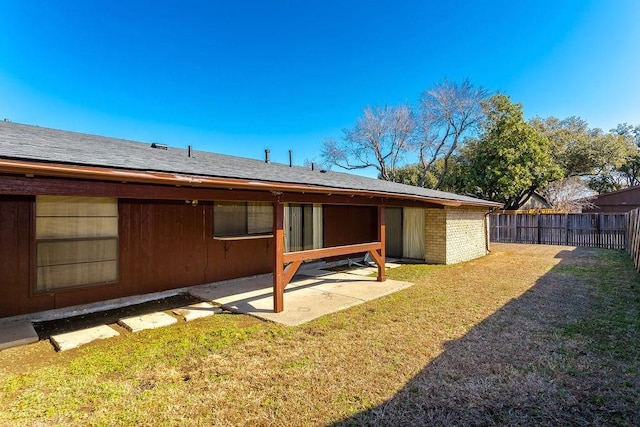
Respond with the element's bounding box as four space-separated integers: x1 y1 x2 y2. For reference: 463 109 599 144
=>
490 213 627 249
628 208 640 271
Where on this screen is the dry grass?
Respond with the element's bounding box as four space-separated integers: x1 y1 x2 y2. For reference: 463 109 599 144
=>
0 243 638 426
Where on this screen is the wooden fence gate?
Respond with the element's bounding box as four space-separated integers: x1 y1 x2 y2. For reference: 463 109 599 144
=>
490 213 627 249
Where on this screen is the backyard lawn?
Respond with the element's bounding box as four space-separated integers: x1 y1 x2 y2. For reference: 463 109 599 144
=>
0 243 638 426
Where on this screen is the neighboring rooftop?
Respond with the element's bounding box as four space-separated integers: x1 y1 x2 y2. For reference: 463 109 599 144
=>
0 121 501 207
583 185 640 213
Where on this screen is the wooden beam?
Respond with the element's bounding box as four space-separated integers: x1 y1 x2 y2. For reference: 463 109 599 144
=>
273 201 285 313
0 175 277 202
282 242 382 263
280 193 444 208
367 249 384 271
377 205 387 282
282 260 303 288
0 174 448 208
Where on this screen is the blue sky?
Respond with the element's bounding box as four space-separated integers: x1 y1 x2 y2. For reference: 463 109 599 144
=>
1 1 639 173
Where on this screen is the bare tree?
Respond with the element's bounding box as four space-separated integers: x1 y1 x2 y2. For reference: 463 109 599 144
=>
320 80 486 185
541 177 595 212
321 105 414 180
417 79 488 188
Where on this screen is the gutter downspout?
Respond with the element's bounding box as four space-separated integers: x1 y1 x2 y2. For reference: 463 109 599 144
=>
485 207 498 254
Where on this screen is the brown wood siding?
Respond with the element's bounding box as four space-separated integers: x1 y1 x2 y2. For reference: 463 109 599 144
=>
0 197 273 318
322 205 377 261
583 187 640 213
0 196 54 316
0 174 446 318
117 199 273 298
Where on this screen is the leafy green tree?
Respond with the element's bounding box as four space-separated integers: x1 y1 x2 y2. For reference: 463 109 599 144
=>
456 94 562 209
390 163 424 187
530 116 634 191
393 159 459 190
612 123 640 187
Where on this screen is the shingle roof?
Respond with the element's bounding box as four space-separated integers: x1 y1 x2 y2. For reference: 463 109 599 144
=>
0 121 500 207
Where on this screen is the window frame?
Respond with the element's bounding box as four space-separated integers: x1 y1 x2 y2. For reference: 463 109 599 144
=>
213 201 274 239
33 196 119 294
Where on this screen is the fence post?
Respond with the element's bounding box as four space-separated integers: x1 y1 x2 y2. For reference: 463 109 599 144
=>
564 213 569 246
624 211 633 253
537 213 541 244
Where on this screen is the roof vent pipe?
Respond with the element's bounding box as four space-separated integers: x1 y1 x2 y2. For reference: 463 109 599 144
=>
311 162 315 171
288 150 293 167
188 145 192 158
265 149 270 163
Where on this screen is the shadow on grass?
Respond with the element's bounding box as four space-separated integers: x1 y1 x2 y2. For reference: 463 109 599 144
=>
335 247 640 426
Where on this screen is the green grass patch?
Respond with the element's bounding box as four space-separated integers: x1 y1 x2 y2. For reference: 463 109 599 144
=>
379 263 444 283
1 244 639 425
557 250 640 363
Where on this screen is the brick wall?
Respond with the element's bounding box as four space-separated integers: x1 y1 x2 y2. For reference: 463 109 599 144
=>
444 207 489 264
423 206 489 265
424 208 446 264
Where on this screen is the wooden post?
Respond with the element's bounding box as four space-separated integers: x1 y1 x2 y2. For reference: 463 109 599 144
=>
273 201 285 313
377 205 386 282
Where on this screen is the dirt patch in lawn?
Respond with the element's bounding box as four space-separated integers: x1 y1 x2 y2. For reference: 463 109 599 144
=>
0 293 204 376
32 293 203 339
0 243 638 426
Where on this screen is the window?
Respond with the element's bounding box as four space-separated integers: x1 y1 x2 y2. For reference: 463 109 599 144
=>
214 202 273 237
36 196 118 292
284 204 323 252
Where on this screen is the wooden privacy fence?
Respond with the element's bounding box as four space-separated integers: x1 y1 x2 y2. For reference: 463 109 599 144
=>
626 208 640 271
490 213 627 249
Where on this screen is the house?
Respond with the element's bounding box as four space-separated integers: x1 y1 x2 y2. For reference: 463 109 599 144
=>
582 186 640 213
519 192 552 211
0 121 502 318
495 192 553 214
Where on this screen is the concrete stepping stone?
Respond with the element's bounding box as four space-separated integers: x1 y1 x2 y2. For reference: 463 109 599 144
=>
172 302 222 321
51 325 119 352
0 319 39 351
118 311 177 332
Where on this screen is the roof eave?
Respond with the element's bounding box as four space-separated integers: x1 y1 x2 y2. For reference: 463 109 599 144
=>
0 159 502 208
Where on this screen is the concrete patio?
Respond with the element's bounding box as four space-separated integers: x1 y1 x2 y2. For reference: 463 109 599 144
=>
190 262 410 326
0 261 411 351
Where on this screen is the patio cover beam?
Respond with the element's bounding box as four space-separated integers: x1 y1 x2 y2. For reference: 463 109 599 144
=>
272 203 388 313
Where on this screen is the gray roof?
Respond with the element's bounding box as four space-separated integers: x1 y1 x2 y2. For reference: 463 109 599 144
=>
0 121 500 207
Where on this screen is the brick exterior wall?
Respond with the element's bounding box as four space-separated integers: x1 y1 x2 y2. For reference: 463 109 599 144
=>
444 207 489 264
424 208 447 264
423 207 489 265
